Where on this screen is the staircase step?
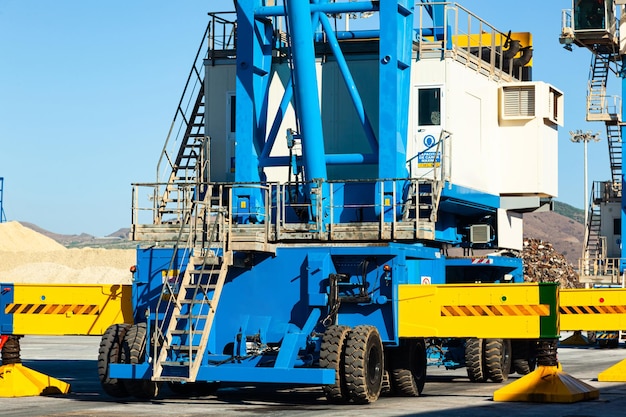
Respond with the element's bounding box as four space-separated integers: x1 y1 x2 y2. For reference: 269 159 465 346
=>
162 361 190 367
170 345 201 351
171 329 203 335
174 313 209 319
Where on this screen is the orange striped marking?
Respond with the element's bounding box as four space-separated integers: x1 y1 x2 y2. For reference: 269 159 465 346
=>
560 305 626 315
5 304 100 315
441 304 550 317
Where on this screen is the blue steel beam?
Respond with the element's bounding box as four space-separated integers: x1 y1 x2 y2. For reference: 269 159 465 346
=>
257 2 379 18
378 0 413 180
260 76 294 161
284 0 327 182
318 12 379 154
619 55 626 274
234 0 274 222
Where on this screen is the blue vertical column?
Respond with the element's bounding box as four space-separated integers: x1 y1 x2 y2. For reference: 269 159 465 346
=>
377 0 413 219
285 0 328 225
234 0 273 223
619 56 626 274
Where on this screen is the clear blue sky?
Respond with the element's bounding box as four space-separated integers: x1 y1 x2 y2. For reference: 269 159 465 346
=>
0 1 610 236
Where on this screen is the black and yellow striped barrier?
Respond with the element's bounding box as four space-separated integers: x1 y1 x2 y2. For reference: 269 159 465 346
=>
1 283 133 336
398 283 558 339
559 288 626 331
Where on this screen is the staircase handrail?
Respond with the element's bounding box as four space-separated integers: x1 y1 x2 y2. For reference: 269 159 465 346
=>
156 22 210 186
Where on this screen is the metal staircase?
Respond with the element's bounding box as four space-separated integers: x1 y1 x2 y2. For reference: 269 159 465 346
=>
584 182 602 259
155 22 210 225
402 180 442 224
152 193 231 382
606 121 622 186
586 52 611 121
581 47 622 260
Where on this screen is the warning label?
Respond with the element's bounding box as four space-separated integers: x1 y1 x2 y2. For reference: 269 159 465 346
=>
418 152 441 168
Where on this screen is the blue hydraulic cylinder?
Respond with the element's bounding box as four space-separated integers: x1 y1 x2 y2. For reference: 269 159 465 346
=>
284 0 327 183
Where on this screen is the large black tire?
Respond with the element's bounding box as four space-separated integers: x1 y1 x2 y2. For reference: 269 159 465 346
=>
319 325 351 403
511 339 536 375
485 339 511 383
98 323 131 397
344 325 384 404
389 338 427 396
120 323 159 399
465 338 486 382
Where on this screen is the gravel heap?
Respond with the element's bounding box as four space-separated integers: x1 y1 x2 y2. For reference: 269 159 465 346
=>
522 238 580 288
0 221 134 284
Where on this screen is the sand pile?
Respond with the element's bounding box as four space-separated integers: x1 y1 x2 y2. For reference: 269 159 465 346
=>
0 222 134 284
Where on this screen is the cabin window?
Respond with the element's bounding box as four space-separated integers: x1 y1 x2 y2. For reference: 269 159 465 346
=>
418 88 441 126
575 0 606 30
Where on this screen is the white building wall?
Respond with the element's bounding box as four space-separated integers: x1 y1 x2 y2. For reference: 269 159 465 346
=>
410 58 560 199
600 202 621 258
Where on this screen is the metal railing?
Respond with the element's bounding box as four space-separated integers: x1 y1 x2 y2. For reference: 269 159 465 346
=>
415 2 526 81
578 257 624 285
131 176 441 245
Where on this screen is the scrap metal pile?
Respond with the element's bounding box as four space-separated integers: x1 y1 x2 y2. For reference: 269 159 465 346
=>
522 238 581 289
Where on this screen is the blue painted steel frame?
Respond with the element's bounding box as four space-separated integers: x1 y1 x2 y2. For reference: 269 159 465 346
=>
233 1 422 226
234 0 273 221
0 283 14 334
622 56 626 273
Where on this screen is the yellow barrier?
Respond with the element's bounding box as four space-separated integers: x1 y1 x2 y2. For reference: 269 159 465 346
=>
5 284 133 336
398 283 558 339
559 288 626 331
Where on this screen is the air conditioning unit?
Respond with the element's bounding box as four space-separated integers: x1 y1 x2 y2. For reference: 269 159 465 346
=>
470 224 491 244
499 82 564 126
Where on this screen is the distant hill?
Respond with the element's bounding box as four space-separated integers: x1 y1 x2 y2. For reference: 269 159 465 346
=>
552 200 584 224
523 200 584 266
21 222 134 249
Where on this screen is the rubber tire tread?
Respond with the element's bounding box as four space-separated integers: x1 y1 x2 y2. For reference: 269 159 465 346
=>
389 339 427 396
511 339 535 375
98 323 131 398
465 338 486 382
485 339 511 383
344 325 384 404
319 325 351 403
121 323 158 399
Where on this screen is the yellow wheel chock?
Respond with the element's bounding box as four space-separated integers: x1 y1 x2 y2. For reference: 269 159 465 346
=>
0 363 70 397
0 335 70 397
493 363 599 403
598 358 626 382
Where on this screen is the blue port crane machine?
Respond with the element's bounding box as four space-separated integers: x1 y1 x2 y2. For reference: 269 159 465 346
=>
104 0 564 403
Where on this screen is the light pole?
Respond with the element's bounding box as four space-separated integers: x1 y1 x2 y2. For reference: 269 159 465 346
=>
569 130 601 258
